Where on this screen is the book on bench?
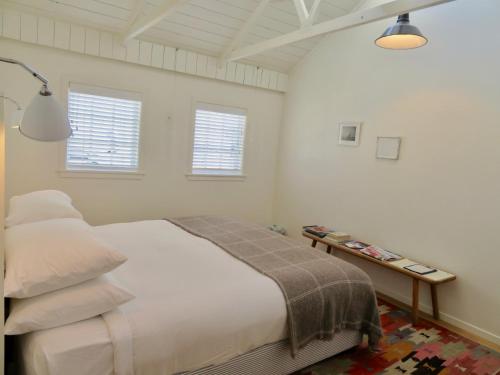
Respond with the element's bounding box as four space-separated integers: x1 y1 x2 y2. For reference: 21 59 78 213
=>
303 226 351 241
303 225 335 238
404 264 437 275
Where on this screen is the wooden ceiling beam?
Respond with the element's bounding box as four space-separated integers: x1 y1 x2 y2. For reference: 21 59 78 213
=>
304 0 323 26
218 0 272 64
125 0 147 29
228 0 455 62
121 0 188 43
292 0 309 25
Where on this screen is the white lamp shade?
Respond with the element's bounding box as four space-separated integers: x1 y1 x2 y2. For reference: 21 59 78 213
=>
20 93 72 141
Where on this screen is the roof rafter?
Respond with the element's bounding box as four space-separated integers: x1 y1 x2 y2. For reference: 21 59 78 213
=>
121 0 189 43
126 0 147 29
218 0 272 64
228 0 455 62
304 0 323 26
292 0 309 25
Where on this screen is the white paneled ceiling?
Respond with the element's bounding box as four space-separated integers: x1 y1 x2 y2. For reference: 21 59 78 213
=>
2 0 364 72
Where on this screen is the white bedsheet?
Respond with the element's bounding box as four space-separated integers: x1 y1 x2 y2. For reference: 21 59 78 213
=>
19 317 114 375
21 220 288 375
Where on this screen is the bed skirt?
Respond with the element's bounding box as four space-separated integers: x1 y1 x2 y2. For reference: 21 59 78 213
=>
179 330 362 375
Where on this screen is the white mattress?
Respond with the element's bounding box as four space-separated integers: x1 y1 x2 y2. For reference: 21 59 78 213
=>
20 220 289 375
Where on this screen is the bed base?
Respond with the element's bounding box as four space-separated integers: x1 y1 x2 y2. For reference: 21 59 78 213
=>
179 330 362 375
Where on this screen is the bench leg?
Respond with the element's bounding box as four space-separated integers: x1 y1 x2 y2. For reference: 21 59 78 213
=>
326 245 332 254
412 278 419 324
311 240 317 248
431 284 440 320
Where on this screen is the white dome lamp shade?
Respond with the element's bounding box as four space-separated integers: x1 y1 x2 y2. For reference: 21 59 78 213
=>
0 57 72 142
20 86 72 141
375 13 428 50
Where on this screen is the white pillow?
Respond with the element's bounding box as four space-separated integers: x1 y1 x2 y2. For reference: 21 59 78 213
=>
5 275 134 335
6 190 83 228
4 218 128 298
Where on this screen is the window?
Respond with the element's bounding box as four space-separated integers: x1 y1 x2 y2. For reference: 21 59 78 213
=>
66 83 142 172
191 103 247 176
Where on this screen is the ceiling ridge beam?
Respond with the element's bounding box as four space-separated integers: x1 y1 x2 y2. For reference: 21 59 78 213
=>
121 0 188 44
228 0 455 62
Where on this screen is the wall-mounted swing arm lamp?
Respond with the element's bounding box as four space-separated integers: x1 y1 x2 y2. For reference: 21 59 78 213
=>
0 95 24 127
0 57 72 141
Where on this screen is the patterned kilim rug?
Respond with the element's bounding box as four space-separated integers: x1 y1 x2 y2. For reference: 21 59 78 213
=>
296 299 500 375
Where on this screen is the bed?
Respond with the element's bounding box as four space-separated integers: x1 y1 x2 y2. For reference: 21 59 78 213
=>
15 219 379 375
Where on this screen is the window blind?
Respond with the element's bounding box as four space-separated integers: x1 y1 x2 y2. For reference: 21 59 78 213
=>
66 84 142 172
192 103 247 175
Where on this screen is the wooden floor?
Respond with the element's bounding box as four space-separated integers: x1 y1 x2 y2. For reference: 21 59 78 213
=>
377 291 500 353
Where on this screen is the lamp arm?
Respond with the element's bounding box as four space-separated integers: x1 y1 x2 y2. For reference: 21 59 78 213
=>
0 95 22 110
0 57 49 86
0 57 71 141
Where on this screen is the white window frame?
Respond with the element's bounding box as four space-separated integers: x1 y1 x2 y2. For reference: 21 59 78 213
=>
187 101 248 181
59 82 145 179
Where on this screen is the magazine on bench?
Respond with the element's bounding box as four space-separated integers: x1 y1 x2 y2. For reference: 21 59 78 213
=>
360 245 403 262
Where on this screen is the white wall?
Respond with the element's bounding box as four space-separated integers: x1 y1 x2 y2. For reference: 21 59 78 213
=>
0 39 284 226
274 0 500 343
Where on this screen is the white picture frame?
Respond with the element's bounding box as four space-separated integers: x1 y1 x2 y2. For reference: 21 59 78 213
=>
338 122 361 146
376 137 401 160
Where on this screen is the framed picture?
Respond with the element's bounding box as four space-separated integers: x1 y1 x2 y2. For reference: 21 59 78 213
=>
376 137 401 160
338 122 361 146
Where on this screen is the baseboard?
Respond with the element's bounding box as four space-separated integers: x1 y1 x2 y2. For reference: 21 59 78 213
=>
374 284 500 349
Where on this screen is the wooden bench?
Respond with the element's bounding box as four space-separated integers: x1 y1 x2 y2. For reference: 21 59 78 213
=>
303 232 456 324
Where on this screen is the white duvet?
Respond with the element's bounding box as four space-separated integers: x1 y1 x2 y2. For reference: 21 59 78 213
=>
20 220 288 375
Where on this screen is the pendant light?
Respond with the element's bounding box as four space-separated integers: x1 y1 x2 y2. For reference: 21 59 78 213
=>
0 57 72 141
375 13 428 50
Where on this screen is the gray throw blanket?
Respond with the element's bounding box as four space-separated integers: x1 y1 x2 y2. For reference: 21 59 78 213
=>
168 216 382 356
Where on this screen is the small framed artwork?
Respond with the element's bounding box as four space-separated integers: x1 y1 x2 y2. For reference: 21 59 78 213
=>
338 122 361 146
376 137 401 160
